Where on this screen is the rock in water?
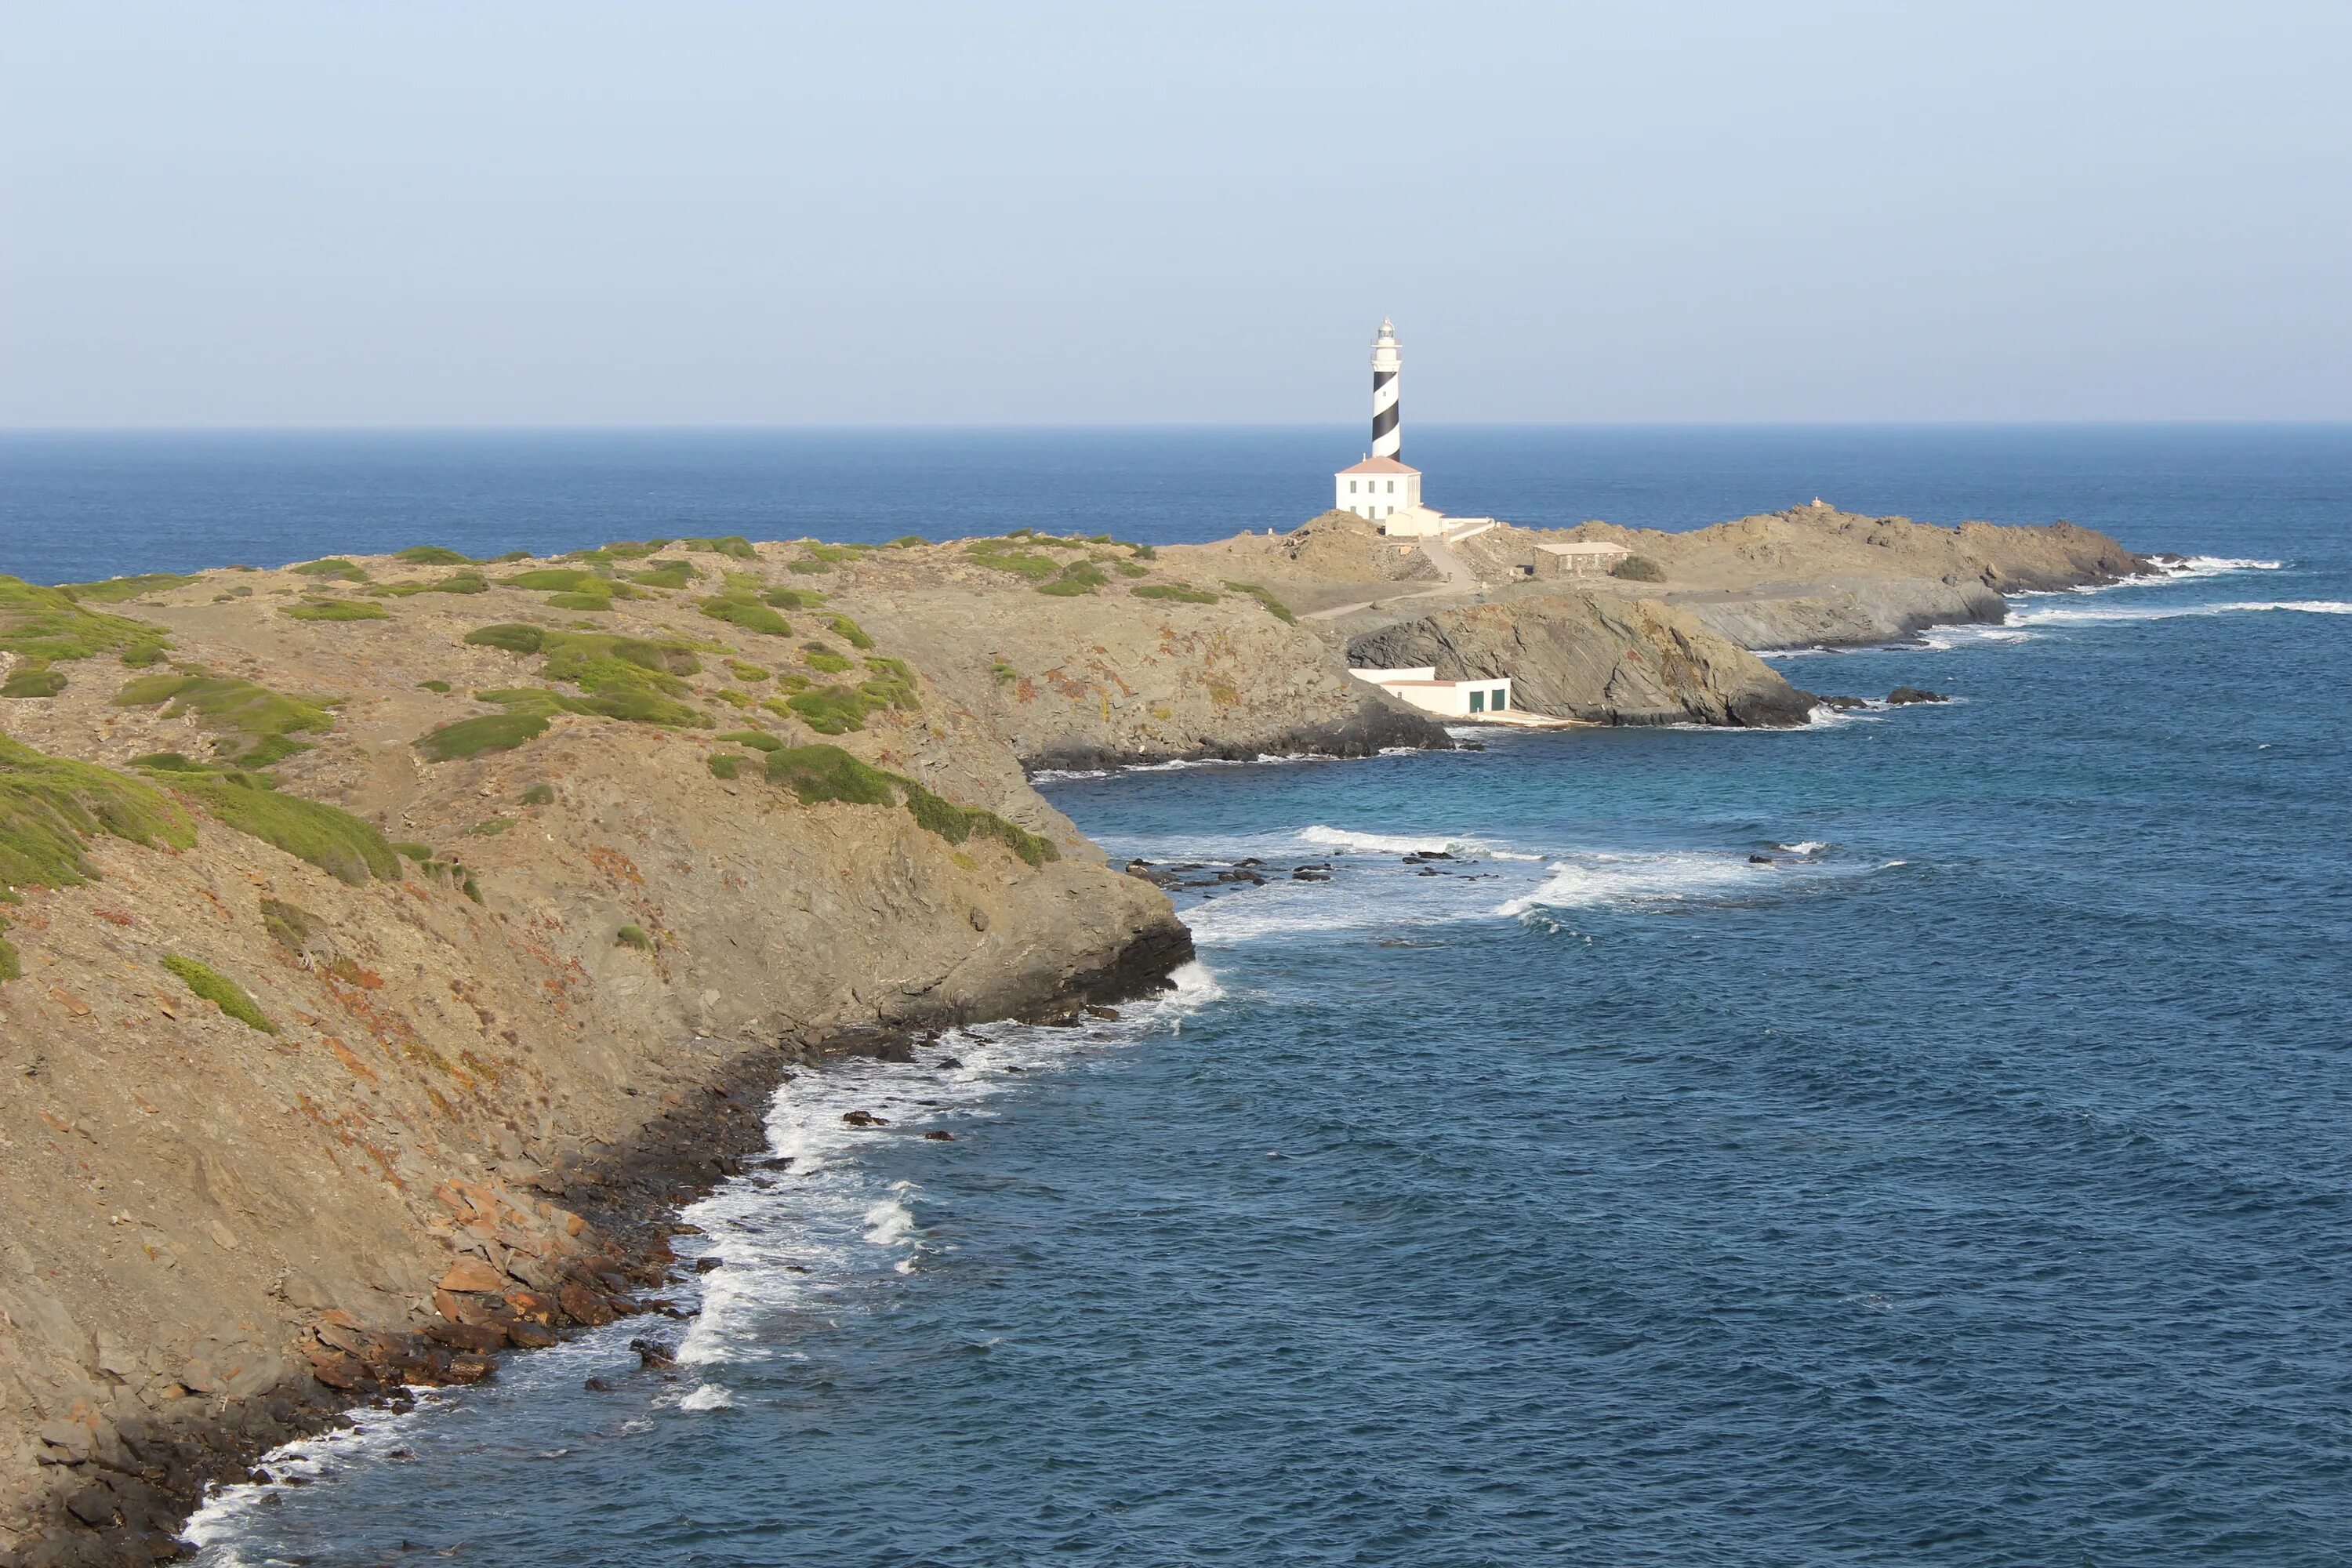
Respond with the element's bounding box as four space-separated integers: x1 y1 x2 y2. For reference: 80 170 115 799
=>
1348 591 1817 728
1886 687 1948 705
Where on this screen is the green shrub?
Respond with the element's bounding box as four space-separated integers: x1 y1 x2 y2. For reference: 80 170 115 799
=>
763 586 826 608
392 840 434 862
521 782 555 806
1612 554 1666 582
990 660 1018 686
826 615 875 649
491 550 531 563
1223 581 1297 623
114 673 336 765
418 679 452 693
544 593 612 612
56 573 202 604
1036 561 1108 597
630 559 699 589
887 535 928 547
282 601 388 622
1132 583 1220 604
710 688 750 708
292 559 368 582
760 744 1056 866
2 666 66 698
470 817 514 837
615 924 653 950
700 594 792 637
785 685 873 734
413 698 561 761
1131 543 1157 560
1 736 196 901
706 753 741 780
802 644 854 673
717 730 783 753
696 536 757 560
1 575 174 670
464 622 546 654
765 744 898 805
501 568 604 592
1116 561 1150 578
396 546 473 565
858 657 920 710
158 771 401 885
964 544 1060 581
727 659 770 682
161 955 276 1033
372 571 488 597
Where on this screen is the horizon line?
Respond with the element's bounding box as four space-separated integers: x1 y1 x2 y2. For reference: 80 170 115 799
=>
6 419 2352 437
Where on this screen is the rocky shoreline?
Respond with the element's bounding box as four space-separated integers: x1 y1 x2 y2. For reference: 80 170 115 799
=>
8 917 1191 1568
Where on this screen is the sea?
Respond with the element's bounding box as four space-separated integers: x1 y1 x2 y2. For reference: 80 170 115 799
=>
5 426 2350 1566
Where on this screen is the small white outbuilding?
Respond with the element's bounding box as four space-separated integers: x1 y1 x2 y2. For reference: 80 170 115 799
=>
1350 666 1514 718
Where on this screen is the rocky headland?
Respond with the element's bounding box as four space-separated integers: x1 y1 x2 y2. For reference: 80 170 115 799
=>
0 503 2146 1563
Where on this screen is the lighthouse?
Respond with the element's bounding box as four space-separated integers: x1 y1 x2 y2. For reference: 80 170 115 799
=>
1370 318 1403 461
1335 318 1424 526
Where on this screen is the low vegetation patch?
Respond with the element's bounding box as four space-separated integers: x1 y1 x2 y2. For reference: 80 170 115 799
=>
699 593 793 637
1131 582 1221 605
114 672 336 767
630 559 701 589
56 573 203 604
964 542 1062 581
2 666 67 698
1222 581 1297 622
762 744 1056 866
162 955 277 1033
615 924 654 950
395 546 474 565
726 659 770 682
826 615 875 649
369 570 488 597
716 730 783 753
413 674 706 760
0 575 176 695
706 753 741 780
763 586 826 608
1613 554 1667 582
282 600 389 622
521 782 555 806
801 643 854 673
990 659 1018 685
887 535 927 547
1036 561 1109 597
292 558 368 583
780 656 919 734
1 739 197 923
153 769 402 885
418 679 452 693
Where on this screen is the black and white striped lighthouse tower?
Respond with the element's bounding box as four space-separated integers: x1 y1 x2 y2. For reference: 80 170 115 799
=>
1370 319 1402 461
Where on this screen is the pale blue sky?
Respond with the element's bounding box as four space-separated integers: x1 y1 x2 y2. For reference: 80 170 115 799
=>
3 1 2347 426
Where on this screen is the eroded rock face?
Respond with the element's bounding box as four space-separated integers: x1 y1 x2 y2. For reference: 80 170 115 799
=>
860 588 1449 771
1348 592 1817 728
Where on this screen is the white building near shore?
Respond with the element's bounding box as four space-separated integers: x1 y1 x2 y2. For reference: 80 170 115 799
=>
1350 666 1513 718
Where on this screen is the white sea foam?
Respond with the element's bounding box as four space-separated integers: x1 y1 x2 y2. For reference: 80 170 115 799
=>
180 1391 458 1563
677 1382 735 1412
1496 848 1890 918
1776 841 1829 855
1296 824 1541 860
2156 555 2285 579
2010 598 2351 626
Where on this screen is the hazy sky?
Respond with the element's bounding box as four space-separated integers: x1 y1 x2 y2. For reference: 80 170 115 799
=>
4 2 2348 426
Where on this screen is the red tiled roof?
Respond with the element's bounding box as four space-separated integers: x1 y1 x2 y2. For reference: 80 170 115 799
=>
1337 456 1418 475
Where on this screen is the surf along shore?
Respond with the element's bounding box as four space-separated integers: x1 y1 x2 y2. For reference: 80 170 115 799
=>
0 503 2147 1565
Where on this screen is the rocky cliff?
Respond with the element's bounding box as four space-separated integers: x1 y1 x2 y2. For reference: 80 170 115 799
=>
1347 592 1818 728
1453 505 2154 648
0 544 1196 1565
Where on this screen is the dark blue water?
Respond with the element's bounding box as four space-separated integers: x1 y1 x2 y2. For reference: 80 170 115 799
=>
32 429 2347 1564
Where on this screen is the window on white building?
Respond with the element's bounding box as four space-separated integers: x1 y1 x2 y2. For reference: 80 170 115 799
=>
1385 481 1395 493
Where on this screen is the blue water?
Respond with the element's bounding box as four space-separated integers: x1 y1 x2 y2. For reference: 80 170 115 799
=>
24 429 2350 1564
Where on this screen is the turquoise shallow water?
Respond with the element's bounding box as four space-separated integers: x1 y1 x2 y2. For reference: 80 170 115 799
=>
14 430 2350 1564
